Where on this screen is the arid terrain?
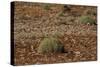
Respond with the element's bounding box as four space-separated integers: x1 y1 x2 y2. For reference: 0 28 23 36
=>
13 2 97 65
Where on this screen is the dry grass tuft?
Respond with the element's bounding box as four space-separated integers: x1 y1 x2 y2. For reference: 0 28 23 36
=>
37 37 64 54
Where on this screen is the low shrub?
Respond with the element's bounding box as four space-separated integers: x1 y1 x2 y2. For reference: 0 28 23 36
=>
52 32 63 38
59 12 64 17
37 37 64 54
79 16 96 25
43 4 51 10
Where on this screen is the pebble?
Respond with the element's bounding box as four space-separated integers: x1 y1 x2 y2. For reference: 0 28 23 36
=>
75 51 80 55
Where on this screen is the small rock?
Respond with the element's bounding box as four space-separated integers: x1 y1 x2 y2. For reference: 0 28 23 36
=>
64 37 68 41
36 62 42 65
75 51 80 55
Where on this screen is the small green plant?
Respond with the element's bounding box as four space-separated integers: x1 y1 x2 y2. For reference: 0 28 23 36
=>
59 12 64 16
52 31 64 38
43 4 51 10
37 37 64 54
79 16 96 25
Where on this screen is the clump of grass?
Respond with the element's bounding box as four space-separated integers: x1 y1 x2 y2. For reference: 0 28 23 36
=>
43 4 51 10
37 37 64 54
79 16 96 25
59 12 64 16
52 31 64 38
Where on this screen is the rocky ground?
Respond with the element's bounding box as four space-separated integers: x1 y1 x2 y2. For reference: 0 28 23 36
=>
13 2 97 65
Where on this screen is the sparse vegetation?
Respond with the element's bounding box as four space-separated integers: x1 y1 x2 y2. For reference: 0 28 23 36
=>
14 2 97 65
37 37 64 54
79 16 96 25
43 4 51 10
59 12 64 16
52 31 64 38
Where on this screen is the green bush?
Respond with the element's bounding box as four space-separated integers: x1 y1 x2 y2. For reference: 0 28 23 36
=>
59 12 64 16
79 16 96 25
52 31 64 38
43 4 51 10
37 37 64 54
